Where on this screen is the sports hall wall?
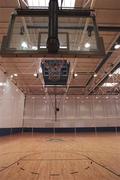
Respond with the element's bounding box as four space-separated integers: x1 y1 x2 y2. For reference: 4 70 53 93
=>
0 69 25 135
23 95 120 131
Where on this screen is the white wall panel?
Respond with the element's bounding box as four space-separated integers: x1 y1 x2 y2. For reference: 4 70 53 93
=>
24 95 120 127
0 70 25 128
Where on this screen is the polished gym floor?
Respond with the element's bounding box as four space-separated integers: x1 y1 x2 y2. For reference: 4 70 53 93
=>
0 133 120 180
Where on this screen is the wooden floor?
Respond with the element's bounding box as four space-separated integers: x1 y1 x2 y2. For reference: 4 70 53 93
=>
0 133 120 180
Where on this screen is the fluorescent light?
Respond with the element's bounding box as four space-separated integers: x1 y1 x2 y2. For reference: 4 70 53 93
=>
27 0 75 8
102 83 118 87
84 42 91 48
40 45 46 49
60 46 67 49
14 73 18 77
21 41 28 49
40 45 67 49
32 46 37 50
114 44 120 50
10 75 13 78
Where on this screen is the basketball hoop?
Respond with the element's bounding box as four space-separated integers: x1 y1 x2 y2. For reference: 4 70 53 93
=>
43 60 64 82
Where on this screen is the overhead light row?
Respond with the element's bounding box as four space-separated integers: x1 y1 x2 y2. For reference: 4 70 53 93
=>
0 82 6 86
64 96 119 100
93 73 113 78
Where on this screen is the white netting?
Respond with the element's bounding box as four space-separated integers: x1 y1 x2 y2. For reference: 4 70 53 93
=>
44 60 64 81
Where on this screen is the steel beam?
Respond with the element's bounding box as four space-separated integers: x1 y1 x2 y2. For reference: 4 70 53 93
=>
27 25 120 32
86 36 120 87
88 62 120 94
16 8 94 17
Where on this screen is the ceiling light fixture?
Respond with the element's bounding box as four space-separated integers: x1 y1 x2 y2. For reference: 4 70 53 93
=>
93 73 97 77
21 41 28 49
74 73 78 77
34 73 37 77
109 73 113 77
0 82 3 86
0 82 6 86
39 45 67 49
40 45 46 49
32 46 37 50
84 42 91 48
60 46 67 49
114 44 120 50
14 73 18 77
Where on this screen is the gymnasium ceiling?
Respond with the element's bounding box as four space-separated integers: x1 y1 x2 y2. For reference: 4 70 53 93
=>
0 0 120 95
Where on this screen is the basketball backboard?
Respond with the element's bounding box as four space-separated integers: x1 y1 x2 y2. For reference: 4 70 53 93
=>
1 8 105 58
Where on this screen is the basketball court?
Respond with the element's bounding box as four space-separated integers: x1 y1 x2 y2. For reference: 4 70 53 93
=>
0 0 120 179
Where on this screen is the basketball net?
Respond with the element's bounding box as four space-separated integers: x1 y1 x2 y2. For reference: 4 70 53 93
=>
43 60 64 82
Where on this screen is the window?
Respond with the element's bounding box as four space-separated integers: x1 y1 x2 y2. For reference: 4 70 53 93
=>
27 0 75 8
